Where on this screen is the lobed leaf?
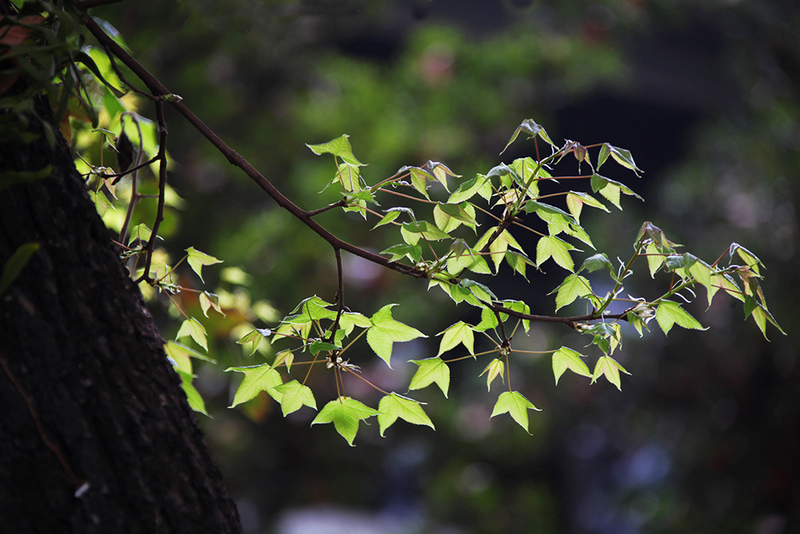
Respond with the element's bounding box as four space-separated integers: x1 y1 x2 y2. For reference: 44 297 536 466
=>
408 357 450 398
491 390 541 433
551 274 594 311
377 393 434 436
367 304 426 367
552 346 592 385
226 363 283 408
655 300 707 336
436 321 475 356
480 358 505 391
591 356 630 391
306 134 363 166
177 317 208 351
311 397 378 446
271 380 316 417
186 247 222 283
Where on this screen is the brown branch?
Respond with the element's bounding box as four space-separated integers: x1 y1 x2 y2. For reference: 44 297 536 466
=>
79 13 424 280
487 301 632 330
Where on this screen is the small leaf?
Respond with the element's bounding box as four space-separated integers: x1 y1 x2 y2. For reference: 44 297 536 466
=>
437 321 475 356
591 356 630 391
565 191 609 222
552 347 591 385
225 363 283 407
186 247 222 282
578 253 613 275
271 380 316 416
536 235 576 272
551 274 593 311
655 300 707 336
306 134 363 166
372 210 401 229
175 368 209 416
177 317 208 351
480 358 505 391
377 393 435 436
491 391 541 433
199 291 225 318
311 397 378 446
367 304 426 367
408 357 450 398
501 118 556 154
590 174 643 209
597 143 642 176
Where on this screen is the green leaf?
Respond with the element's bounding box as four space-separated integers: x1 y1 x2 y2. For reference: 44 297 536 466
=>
597 143 642 176
578 253 613 275
408 357 450 398
367 304 426 367
176 317 208 351
655 300 707 336
504 250 534 279
445 242 492 275
271 380 316 416
436 321 475 356
311 397 378 446
165 340 214 374
401 220 450 245
552 347 591 385
590 174 643 209
729 242 763 276
475 228 525 272
175 367 209 416
433 202 478 233
565 191 609 222
645 241 666 278
409 166 433 199
377 393 434 436
480 358 505 391
186 247 222 283
497 299 532 333
591 356 630 391
491 391 541 433
372 210 401 229
0 242 39 295
448 174 492 203
551 274 593 311
501 118 556 154
380 243 423 263
309 340 340 355
306 134 363 166
225 363 283 408
536 235 576 272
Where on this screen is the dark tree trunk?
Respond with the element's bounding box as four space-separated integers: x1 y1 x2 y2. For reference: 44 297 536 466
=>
0 95 242 530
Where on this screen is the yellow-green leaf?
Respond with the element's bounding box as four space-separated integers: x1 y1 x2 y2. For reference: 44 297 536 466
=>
436 321 475 356
480 358 505 391
408 357 450 398
225 363 283 408
186 247 222 282
655 300 707 336
552 346 591 385
367 304 426 367
271 380 316 416
491 391 540 433
311 397 378 446
591 356 630 391
176 317 208 351
377 393 434 436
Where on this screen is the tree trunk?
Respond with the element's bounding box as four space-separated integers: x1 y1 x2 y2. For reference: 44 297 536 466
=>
0 94 242 531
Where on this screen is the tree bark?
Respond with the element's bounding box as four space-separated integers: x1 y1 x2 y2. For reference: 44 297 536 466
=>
0 95 242 531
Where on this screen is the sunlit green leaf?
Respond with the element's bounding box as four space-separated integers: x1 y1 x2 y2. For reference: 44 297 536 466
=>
408 357 450 398
565 191 609 223
448 174 492 203
491 390 540 433
578 253 612 275
436 321 475 356
597 143 642 176
655 300 707 336
176 317 208 351
501 118 556 154
480 358 505 391
551 274 593 311
186 247 222 283
552 346 591 385
306 134 363 166
590 174 642 209
591 355 630 391
536 235 576 272
372 210 401 229
367 304 426 367
225 363 283 408
311 396 378 446
377 393 434 436
174 367 209 416
271 380 316 416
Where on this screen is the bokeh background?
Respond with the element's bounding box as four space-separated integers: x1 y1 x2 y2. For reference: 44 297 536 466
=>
91 1 799 533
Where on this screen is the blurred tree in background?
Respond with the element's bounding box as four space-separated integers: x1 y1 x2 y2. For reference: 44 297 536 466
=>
4 0 799 533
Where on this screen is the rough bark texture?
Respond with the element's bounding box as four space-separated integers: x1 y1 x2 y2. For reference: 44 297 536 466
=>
0 95 242 531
